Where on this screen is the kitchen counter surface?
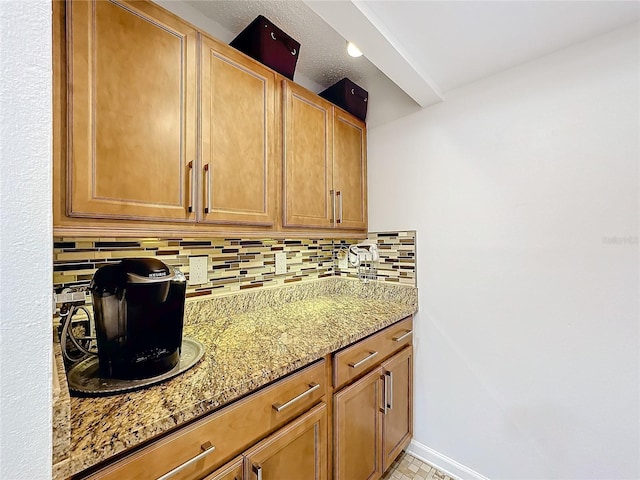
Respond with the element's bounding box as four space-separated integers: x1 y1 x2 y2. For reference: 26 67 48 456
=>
53 277 417 479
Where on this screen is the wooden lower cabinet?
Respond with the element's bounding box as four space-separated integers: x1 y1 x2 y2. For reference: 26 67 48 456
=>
243 403 327 480
77 320 413 480
83 361 325 480
203 456 243 480
334 346 413 480
381 347 413 472
334 367 382 480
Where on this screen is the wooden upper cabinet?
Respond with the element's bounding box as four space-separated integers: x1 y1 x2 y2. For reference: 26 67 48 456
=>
66 0 197 221
57 0 366 236
282 80 368 232
283 81 334 229
200 35 276 226
333 110 367 230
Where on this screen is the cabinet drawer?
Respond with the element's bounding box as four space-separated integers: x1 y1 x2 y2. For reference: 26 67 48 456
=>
86 360 326 480
333 317 413 390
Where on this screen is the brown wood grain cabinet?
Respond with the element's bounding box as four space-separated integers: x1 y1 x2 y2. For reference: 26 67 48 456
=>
332 109 368 230
65 0 198 222
334 367 383 480
381 347 413 472
83 360 326 480
76 319 412 480
333 317 413 480
243 403 328 480
55 0 367 237
200 34 277 227
283 81 368 232
334 347 413 480
282 81 335 229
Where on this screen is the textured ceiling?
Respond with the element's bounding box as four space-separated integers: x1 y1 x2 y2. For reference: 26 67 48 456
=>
185 0 383 90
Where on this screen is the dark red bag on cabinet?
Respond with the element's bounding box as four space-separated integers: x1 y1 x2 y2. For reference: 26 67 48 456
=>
230 15 300 80
319 78 368 121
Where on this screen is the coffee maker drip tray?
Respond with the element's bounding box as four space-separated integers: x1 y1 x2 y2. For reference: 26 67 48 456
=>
67 338 205 396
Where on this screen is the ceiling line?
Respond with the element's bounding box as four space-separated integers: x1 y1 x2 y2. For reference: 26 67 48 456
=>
304 0 444 107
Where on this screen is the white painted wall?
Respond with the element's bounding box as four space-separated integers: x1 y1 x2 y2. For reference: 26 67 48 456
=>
0 1 53 479
368 23 639 480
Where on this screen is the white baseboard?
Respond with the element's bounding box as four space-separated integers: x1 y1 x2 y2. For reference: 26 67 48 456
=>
407 440 490 480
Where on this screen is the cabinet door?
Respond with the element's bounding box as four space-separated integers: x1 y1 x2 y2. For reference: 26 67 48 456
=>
333 109 367 230
203 456 243 480
283 81 334 229
200 35 276 226
381 347 413 472
67 0 197 221
334 368 382 480
243 403 327 480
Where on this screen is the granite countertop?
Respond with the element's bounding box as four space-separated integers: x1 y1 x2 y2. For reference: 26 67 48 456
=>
53 277 418 479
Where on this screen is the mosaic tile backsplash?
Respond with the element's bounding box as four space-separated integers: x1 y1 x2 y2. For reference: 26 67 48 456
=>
52 231 416 314
335 231 416 284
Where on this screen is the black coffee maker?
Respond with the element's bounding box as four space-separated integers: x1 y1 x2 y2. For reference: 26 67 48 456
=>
90 258 187 380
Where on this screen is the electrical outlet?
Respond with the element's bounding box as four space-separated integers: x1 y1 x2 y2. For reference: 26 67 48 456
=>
189 256 208 285
275 252 287 275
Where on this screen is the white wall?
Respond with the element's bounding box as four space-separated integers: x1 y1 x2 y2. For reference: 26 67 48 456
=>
0 1 53 479
369 23 639 480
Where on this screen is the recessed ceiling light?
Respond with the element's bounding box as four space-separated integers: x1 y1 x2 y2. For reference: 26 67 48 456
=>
347 41 363 58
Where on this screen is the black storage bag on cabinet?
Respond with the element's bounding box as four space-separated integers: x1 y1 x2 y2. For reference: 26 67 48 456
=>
319 78 368 121
230 15 300 80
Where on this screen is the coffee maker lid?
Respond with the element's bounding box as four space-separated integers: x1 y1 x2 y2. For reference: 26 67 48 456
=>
121 258 175 284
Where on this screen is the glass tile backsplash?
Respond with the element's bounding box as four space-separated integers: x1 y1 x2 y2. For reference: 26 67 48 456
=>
52 231 415 305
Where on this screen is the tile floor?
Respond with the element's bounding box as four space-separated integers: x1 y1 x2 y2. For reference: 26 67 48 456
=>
381 451 456 480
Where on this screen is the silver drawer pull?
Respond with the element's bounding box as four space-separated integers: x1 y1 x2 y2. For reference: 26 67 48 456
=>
348 351 378 369
156 441 215 480
272 382 320 412
392 330 413 342
253 464 263 480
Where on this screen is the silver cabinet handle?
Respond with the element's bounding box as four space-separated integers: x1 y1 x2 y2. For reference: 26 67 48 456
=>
382 374 388 415
392 330 413 342
188 160 194 213
253 464 263 480
330 189 336 224
272 382 320 412
336 190 343 224
156 441 215 480
204 164 212 214
386 371 393 410
348 351 378 369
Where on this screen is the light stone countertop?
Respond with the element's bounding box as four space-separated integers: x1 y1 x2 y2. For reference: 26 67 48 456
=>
53 277 418 479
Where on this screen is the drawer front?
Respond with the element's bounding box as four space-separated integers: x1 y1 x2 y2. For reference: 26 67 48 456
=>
333 317 412 390
86 360 326 480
